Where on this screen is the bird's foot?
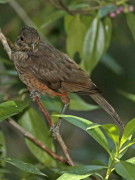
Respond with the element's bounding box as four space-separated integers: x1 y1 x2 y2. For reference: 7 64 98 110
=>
30 90 40 101
50 120 61 138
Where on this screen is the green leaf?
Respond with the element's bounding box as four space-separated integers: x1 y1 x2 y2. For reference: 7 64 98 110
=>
57 165 105 180
41 95 62 113
0 131 6 166
126 157 135 164
0 57 12 65
19 108 56 166
69 94 99 111
0 79 19 86
114 161 135 180
64 14 74 34
101 54 123 75
120 138 135 155
65 14 86 58
119 90 135 102
70 3 90 10
2 157 46 176
99 4 117 18
0 100 29 122
120 118 135 147
126 13 135 42
0 0 7 3
81 15 93 28
82 16 105 73
40 10 66 29
54 115 111 155
103 17 112 53
0 70 17 76
102 124 120 147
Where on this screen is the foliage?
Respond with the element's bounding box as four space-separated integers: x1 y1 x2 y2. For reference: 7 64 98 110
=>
55 115 135 179
0 0 135 179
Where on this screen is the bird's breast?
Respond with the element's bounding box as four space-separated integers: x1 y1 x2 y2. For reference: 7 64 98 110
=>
12 50 30 83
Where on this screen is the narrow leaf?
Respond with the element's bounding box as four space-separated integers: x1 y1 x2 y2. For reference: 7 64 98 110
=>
41 95 62 113
115 161 135 180
103 17 112 53
41 10 66 29
0 70 17 76
0 131 6 166
101 54 123 75
102 124 120 147
57 165 105 180
82 16 105 73
2 157 46 176
120 118 135 147
69 94 99 111
65 14 86 58
126 157 135 164
99 4 117 18
54 115 111 155
119 90 135 102
126 13 135 42
0 100 29 122
0 0 7 3
120 138 135 154
19 108 56 166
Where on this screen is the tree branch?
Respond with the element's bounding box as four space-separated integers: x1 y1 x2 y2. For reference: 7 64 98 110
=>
49 0 62 9
0 29 12 59
34 96 74 166
57 0 74 15
7 118 66 164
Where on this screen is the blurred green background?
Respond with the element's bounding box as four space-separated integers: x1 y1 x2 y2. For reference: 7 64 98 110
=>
0 0 135 179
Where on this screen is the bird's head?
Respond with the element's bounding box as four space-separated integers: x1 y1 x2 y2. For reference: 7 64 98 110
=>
15 26 40 51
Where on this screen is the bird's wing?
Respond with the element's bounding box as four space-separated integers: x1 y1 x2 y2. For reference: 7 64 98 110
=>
28 43 98 93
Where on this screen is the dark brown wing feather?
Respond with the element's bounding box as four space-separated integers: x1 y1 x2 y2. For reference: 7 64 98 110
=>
27 42 98 94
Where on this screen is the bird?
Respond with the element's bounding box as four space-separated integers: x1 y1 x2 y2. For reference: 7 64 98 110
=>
11 26 124 128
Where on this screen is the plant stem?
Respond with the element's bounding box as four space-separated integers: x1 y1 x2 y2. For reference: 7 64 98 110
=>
7 118 66 164
104 150 119 179
34 96 74 166
0 29 12 59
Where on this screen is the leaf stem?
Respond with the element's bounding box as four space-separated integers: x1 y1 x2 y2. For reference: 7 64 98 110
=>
0 29 12 59
104 150 119 179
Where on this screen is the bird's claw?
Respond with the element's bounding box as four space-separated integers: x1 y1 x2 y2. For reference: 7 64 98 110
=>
50 124 60 139
30 90 40 101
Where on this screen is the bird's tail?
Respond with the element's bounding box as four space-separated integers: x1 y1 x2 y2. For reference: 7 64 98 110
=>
90 93 124 129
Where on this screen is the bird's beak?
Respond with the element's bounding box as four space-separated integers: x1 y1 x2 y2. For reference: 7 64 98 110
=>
31 43 35 51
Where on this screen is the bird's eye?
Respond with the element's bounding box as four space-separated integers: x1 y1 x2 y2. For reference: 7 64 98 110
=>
20 36 24 41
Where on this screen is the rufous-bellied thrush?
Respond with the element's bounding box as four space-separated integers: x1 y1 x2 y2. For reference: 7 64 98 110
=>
11 26 124 128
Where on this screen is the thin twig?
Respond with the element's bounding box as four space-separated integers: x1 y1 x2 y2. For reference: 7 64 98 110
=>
49 0 100 14
0 29 12 59
34 96 74 166
49 0 61 9
7 118 66 164
34 96 54 127
58 0 74 15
